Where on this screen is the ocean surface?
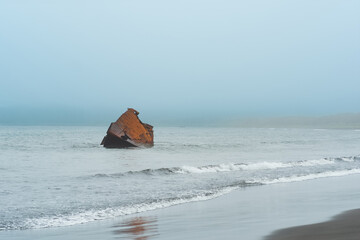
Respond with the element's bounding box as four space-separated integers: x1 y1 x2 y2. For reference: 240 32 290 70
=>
1 126 360 232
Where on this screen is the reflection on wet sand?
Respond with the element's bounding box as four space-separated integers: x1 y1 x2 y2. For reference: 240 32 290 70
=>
113 216 158 240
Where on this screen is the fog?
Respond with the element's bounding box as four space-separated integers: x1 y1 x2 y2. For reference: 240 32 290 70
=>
1 0 359 125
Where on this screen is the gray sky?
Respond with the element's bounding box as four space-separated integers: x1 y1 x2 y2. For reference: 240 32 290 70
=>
0 0 359 125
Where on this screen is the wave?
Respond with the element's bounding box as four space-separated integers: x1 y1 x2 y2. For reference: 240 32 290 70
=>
12 166 360 231
180 156 360 174
90 167 183 178
89 155 360 178
2 181 258 231
7 155 360 231
19 186 240 230
259 168 360 184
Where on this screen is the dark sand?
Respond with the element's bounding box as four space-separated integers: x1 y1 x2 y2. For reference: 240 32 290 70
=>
265 209 360 240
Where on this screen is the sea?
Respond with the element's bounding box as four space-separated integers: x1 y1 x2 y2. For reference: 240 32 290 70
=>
1 126 360 236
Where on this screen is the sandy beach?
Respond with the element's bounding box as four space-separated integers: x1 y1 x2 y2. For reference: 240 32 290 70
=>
2 173 360 240
265 209 360 240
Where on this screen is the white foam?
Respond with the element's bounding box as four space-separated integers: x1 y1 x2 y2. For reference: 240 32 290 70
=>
178 163 242 173
240 162 289 170
22 156 360 230
260 168 360 184
340 157 355 162
293 158 335 167
177 158 336 174
24 187 237 230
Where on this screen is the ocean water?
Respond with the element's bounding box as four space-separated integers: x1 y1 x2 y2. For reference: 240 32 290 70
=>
1 126 360 232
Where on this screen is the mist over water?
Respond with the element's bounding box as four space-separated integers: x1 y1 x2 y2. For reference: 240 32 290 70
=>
1 0 359 124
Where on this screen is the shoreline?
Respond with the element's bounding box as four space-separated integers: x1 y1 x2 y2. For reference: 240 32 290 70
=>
265 208 360 240
2 174 360 240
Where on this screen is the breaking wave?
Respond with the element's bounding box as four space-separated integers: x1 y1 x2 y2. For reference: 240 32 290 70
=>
8 162 360 231
7 186 242 231
259 168 360 184
89 156 360 178
5 155 360 231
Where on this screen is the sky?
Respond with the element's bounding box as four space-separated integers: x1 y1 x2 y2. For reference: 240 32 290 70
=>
0 0 359 125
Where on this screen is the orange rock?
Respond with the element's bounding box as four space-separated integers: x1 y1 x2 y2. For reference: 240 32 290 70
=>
101 108 154 148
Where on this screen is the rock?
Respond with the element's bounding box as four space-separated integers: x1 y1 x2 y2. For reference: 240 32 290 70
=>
101 108 154 148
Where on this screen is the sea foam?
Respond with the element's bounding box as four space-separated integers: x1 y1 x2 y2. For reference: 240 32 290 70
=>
22 187 237 230
260 168 360 184
89 156 359 177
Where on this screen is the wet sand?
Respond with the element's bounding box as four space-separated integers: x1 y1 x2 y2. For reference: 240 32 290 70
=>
265 209 360 240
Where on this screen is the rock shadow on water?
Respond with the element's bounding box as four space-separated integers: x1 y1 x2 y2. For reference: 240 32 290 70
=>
112 216 158 240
